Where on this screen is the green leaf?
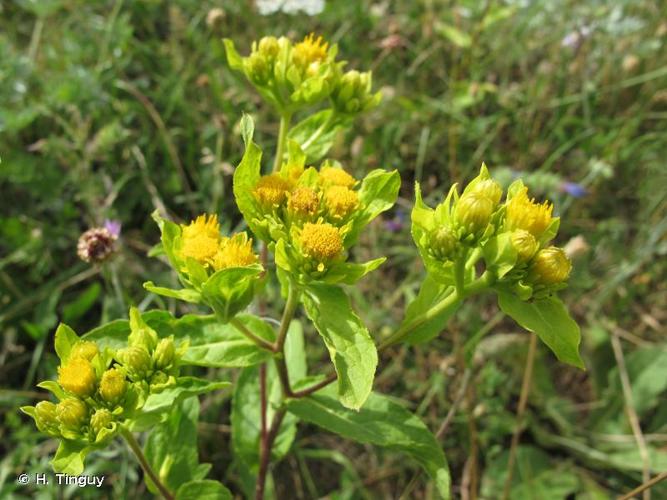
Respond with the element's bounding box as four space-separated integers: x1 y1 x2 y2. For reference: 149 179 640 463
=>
37 381 66 400
498 294 584 368
288 109 351 162
176 480 233 500
222 39 244 72
182 314 274 367
346 169 401 247
145 398 210 494
52 440 89 475
54 323 80 363
323 257 386 285
302 284 377 410
143 281 202 304
151 211 184 276
133 377 229 429
286 387 450 498
62 283 101 323
201 265 264 322
400 277 460 344
483 233 518 279
232 116 266 240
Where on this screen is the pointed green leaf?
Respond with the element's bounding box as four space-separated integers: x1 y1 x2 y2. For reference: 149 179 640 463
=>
54 323 79 363
498 293 584 368
176 480 232 500
400 277 460 344
52 440 89 475
143 281 202 304
286 387 450 498
223 39 244 72
302 284 377 409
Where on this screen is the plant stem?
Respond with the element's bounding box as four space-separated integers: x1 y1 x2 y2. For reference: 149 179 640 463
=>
230 318 276 352
379 270 493 349
501 333 538 500
272 112 292 173
275 279 299 352
255 409 287 500
619 470 667 500
300 111 336 151
120 427 174 500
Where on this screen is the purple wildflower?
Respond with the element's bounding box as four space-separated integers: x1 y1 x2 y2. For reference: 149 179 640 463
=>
103 219 122 238
560 182 587 198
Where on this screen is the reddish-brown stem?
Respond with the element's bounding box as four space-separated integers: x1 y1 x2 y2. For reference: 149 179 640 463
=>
255 409 287 500
259 363 268 443
291 373 337 398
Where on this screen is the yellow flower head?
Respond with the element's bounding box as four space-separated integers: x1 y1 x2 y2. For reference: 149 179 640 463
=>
288 186 319 218
70 341 99 362
292 33 329 68
528 247 572 285
99 368 127 404
253 174 291 209
180 214 221 264
505 187 554 238
300 222 343 266
58 357 97 398
56 398 88 429
212 232 258 271
319 166 356 188
325 186 359 220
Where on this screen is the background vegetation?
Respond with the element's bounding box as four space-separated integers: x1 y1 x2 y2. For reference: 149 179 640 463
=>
1 0 666 498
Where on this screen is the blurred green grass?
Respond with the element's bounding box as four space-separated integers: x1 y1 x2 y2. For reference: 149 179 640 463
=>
1 0 666 498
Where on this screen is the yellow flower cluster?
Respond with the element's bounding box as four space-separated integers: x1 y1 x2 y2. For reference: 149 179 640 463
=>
179 214 258 272
300 222 343 271
505 186 554 238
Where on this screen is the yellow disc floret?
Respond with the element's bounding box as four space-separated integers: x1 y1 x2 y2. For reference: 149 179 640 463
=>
300 222 343 265
58 357 97 398
99 368 127 404
211 232 258 271
528 247 572 285
180 214 221 264
325 186 359 220
292 33 329 68
319 166 356 188
288 187 319 218
253 174 291 209
505 187 554 238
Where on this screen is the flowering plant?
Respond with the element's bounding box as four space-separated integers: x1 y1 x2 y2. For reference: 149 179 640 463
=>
22 33 581 499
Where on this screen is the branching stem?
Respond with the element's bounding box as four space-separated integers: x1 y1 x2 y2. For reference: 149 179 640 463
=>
121 427 174 500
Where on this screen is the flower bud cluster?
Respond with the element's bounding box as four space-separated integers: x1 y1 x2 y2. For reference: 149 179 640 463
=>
415 165 573 299
227 33 380 115
24 310 186 448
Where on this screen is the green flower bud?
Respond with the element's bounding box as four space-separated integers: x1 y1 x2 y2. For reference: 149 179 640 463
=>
150 371 170 386
245 53 270 85
56 399 88 429
455 192 495 234
258 36 279 58
35 401 58 432
58 357 97 398
153 338 176 370
528 247 572 285
70 341 99 361
429 226 458 260
470 179 502 205
117 346 152 380
511 229 538 262
90 409 113 436
99 368 127 404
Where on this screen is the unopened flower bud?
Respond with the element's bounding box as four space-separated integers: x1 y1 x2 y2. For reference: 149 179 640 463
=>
117 346 152 379
470 179 502 205
429 226 458 260
90 409 113 436
150 371 170 386
528 247 572 285
511 230 538 262
99 368 127 404
58 357 97 397
455 193 495 234
35 401 58 431
288 187 319 219
153 338 176 370
70 341 99 361
246 53 270 85
258 36 279 58
56 398 88 429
